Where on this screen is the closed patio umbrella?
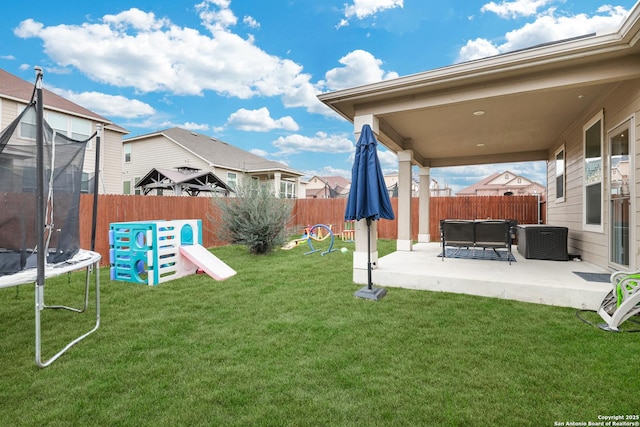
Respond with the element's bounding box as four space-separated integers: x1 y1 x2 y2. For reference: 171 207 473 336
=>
345 124 394 300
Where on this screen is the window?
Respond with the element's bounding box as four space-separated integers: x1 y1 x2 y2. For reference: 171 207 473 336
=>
123 181 131 194
584 111 603 231
71 117 91 141
46 111 92 147
18 107 92 146
280 180 296 198
19 105 36 139
124 144 131 163
81 172 92 194
134 177 141 195
227 172 237 191
47 111 68 136
555 145 565 202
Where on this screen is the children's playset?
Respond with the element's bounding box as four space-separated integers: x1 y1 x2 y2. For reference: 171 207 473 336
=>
109 219 235 286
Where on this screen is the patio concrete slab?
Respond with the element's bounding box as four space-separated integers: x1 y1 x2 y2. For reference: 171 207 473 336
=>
357 243 612 310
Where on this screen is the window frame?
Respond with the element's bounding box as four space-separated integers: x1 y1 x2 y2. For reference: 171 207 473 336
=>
554 144 565 203
583 110 604 233
18 104 37 140
227 172 238 191
280 180 296 199
134 177 141 195
124 143 131 163
18 105 92 148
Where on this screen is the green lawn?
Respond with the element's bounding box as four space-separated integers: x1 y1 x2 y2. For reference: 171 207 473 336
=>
1 240 638 426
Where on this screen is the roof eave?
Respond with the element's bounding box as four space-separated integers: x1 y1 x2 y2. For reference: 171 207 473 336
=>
318 4 640 120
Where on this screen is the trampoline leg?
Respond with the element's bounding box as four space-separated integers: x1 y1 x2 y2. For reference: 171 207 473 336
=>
35 261 101 368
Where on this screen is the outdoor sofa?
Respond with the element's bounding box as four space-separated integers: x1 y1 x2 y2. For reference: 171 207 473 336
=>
440 219 514 264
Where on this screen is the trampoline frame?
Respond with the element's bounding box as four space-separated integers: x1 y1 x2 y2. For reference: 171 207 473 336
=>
0 67 102 367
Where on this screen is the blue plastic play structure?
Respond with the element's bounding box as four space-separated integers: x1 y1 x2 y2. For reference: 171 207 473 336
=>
109 219 202 285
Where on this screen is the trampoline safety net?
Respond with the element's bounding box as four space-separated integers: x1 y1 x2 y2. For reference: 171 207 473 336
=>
0 103 91 276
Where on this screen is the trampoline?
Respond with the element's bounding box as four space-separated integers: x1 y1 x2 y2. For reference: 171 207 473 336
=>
0 67 101 367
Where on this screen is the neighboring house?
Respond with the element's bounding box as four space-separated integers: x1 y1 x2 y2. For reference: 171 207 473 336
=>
319 3 640 273
457 171 546 198
385 174 452 197
430 179 452 197
384 173 418 198
123 127 305 198
305 175 350 198
0 68 127 194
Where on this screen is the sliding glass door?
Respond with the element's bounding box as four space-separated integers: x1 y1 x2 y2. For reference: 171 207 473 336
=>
609 122 632 268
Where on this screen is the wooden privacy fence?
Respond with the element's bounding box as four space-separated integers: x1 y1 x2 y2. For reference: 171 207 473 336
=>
80 194 543 264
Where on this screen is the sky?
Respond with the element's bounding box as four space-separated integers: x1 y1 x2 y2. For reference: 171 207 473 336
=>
1 0 637 193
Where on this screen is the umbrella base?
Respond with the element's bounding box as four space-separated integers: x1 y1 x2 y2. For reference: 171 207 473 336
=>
354 286 387 301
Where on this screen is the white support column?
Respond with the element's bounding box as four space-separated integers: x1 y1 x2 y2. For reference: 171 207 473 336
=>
396 150 413 251
295 176 303 198
352 115 380 284
274 172 281 198
418 166 431 243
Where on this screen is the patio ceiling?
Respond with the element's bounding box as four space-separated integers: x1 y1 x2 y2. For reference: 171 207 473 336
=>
318 5 640 169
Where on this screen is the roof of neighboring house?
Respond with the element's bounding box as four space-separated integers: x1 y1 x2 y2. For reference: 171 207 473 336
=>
457 171 545 195
126 127 304 177
308 175 350 190
0 68 128 134
305 187 326 198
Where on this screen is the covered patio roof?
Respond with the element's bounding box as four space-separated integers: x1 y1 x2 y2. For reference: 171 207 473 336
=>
136 166 232 196
318 4 640 168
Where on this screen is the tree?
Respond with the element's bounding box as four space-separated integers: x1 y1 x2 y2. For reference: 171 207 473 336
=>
210 177 293 254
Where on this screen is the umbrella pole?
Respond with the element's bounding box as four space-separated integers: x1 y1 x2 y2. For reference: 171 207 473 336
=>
367 218 372 290
354 218 386 301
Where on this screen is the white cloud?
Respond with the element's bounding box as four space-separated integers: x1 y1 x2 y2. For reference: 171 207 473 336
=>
243 16 260 28
181 121 211 131
322 50 399 91
50 87 155 119
336 19 349 29
481 0 553 19
273 131 354 155
457 4 630 62
225 107 299 132
302 166 353 180
377 149 398 169
12 3 403 121
344 0 403 20
13 5 325 114
196 0 237 32
457 38 501 62
124 117 209 132
250 148 269 157
102 8 171 31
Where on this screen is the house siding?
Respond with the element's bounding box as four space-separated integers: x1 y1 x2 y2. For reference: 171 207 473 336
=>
548 79 640 269
122 135 236 196
123 130 305 197
1 97 125 195
101 128 125 194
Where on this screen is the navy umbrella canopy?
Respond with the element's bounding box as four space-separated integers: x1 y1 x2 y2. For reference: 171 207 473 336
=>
345 124 395 222
344 124 394 300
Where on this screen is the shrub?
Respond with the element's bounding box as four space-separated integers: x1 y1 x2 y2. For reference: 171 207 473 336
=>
210 178 293 254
